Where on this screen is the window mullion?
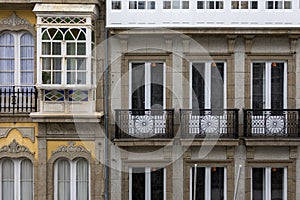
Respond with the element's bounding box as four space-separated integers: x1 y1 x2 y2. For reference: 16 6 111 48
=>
145 167 151 200
71 161 76 200
86 26 92 86
205 63 211 109
205 167 211 200
266 62 271 109
266 167 271 200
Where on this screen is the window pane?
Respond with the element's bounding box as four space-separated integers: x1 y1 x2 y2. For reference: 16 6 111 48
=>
192 63 205 110
42 58 51 71
211 167 224 200
232 1 239 9
129 1 137 9
251 1 258 9
131 168 145 200
284 1 291 9
197 1 205 9
211 63 224 110
138 1 146 9
191 167 205 200
252 168 264 200
42 42 51 55
52 42 61 55
148 1 156 9
67 43 76 55
163 1 171 9
77 43 86 55
267 1 273 9
54 58 62 70
182 1 189 9
216 1 224 9
21 72 34 85
77 59 86 70
271 63 284 109
252 63 265 110
57 160 70 200
151 168 164 200
2 159 14 200
271 168 284 200
76 159 89 200
77 72 86 84
131 63 145 109
173 0 180 9
241 1 248 9
21 159 33 200
67 58 76 70
67 72 76 84
112 1 122 9
53 72 62 84
151 63 164 109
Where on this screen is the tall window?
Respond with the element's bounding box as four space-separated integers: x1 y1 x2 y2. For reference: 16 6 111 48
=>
129 62 165 110
0 31 34 90
190 62 226 110
190 166 227 200
252 167 287 200
54 158 89 200
0 158 33 200
129 167 166 200
252 61 287 109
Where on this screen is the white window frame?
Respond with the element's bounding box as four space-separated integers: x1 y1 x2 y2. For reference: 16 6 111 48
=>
189 166 227 200
250 61 287 109
189 61 227 109
0 31 34 88
129 167 166 200
251 167 287 200
54 158 90 200
265 0 292 9
163 0 190 9
0 158 34 200
129 61 166 109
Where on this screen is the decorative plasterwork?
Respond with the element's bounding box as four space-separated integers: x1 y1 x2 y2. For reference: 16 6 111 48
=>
244 35 255 54
46 123 98 135
0 12 33 28
226 35 237 54
289 36 299 53
0 139 34 155
52 142 90 156
0 127 35 142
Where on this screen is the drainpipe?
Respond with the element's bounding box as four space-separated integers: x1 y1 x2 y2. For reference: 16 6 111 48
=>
104 27 109 200
234 165 242 200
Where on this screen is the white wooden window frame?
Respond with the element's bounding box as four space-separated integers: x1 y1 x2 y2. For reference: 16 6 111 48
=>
250 61 287 109
129 167 166 200
250 167 287 200
54 158 91 200
189 61 227 109
0 158 34 200
189 166 227 200
129 61 166 109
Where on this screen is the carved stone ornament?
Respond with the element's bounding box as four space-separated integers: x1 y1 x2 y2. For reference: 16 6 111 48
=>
0 12 33 28
52 142 90 156
0 139 34 155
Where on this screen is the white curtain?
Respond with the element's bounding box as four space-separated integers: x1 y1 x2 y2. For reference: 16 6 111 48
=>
57 160 70 200
2 159 14 200
76 159 89 200
0 33 14 90
21 159 33 200
20 33 34 90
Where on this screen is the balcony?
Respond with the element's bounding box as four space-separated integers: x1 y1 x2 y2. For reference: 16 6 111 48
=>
0 87 37 114
115 109 174 139
180 109 239 139
244 109 300 138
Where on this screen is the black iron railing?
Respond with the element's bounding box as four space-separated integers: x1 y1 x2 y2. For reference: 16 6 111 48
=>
243 109 300 137
0 87 37 114
115 109 174 139
180 109 239 138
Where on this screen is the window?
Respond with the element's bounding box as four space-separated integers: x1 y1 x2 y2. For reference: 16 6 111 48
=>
129 62 165 110
190 166 227 200
129 167 166 200
54 158 89 200
0 158 33 200
163 0 189 9
252 167 287 200
266 0 292 9
196 1 224 9
190 61 226 110
252 61 287 109
112 1 122 9
129 1 155 9
0 31 34 91
231 1 258 9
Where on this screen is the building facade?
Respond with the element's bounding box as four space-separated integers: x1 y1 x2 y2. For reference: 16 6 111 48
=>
1 0 300 200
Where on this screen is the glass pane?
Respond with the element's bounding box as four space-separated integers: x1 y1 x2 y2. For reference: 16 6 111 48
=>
67 43 76 55
173 0 180 8
251 1 258 9
77 72 86 84
232 1 239 9
271 63 284 109
132 168 145 200
53 72 61 84
151 168 164 200
151 63 163 109
192 63 205 110
67 72 76 84
197 1 205 9
57 160 70 200
77 43 86 55
182 1 189 9
67 58 76 70
275 1 282 9
54 31 63 40
211 63 224 110
42 42 51 55
138 1 146 9
21 159 33 200
52 42 61 55
54 58 62 70
284 1 291 9
241 1 249 9
76 159 89 200
252 168 264 200
112 1 122 9
21 72 34 85
271 168 284 200
191 167 205 200
77 59 86 70
42 58 51 71
2 159 14 200
131 63 145 110
129 1 137 9
163 1 171 9
252 63 265 110
0 72 14 84
211 167 224 200
147 1 155 9
42 72 51 84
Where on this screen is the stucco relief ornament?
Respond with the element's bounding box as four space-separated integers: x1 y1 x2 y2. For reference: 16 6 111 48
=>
266 116 285 135
0 12 33 27
135 115 154 136
0 139 33 155
52 142 90 156
201 115 219 134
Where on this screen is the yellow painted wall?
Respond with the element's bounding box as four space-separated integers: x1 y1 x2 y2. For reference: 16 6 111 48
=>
0 123 38 160
0 10 36 25
47 141 96 161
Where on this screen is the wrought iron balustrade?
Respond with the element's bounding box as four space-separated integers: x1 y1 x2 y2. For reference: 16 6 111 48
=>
0 87 37 114
115 109 174 139
180 109 239 138
243 109 300 137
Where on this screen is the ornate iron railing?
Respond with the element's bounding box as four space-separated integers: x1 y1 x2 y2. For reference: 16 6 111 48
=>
0 87 37 114
243 109 300 137
180 109 239 138
115 109 174 139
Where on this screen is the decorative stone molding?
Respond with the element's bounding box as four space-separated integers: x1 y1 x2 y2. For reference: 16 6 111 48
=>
289 146 298 159
246 146 254 160
52 142 90 156
164 146 172 160
0 139 34 155
226 35 237 54
182 39 190 53
289 36 299 53
0 12 33 28
244 35 255 54
46 123 98 135
0 127 35 142
183 149 191 160
226 146 235 159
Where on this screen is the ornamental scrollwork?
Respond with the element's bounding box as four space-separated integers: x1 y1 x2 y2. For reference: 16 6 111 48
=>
0 139 34 155
52 142 90 156
0 12 33 28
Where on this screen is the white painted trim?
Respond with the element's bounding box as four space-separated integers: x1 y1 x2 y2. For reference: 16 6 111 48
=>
129 167 132 200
